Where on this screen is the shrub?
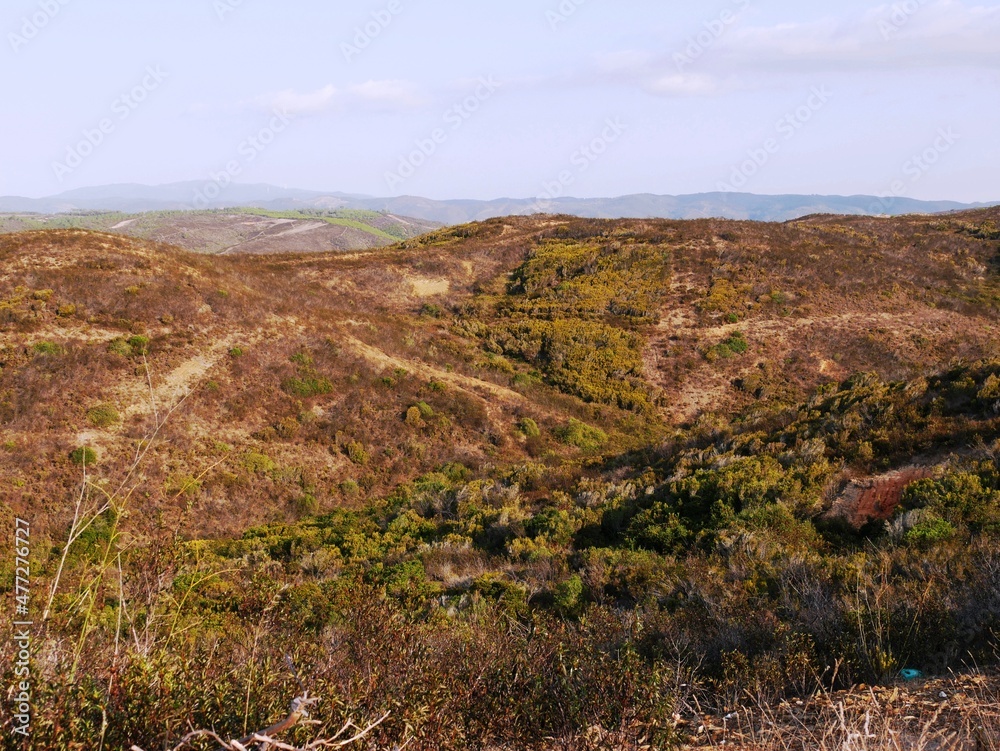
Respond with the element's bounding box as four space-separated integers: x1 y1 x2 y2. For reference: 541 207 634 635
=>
57 303 77 317
244 450 277 474
516 417 541 438
901 472 1000 532
553 574 584 616
904 515 956 545
69 446 98 466
166 474 202 498
282 376 333 398
346 441 369 466
229 346 245 358
127 335 150 355
108 338 133 357
295 493 321 516
708 332 750 360
32 341 62 355
340 479 360 497
86 404 120 428
557 419 608 451
405 406 424 427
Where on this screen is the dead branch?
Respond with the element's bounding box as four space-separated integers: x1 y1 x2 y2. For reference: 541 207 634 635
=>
129 693 389 751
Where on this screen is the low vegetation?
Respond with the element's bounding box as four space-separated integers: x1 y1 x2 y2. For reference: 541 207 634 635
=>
1 208 999 748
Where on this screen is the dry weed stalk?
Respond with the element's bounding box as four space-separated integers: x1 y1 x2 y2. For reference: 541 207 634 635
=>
129 692 389 751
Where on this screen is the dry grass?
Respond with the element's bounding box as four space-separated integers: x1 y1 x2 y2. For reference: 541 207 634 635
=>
682 671 1000 750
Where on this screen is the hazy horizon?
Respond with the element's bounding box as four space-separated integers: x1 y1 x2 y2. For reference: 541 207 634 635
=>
3 0 999 203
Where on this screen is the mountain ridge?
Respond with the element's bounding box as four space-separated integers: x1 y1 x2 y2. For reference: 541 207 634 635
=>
3 181 996 223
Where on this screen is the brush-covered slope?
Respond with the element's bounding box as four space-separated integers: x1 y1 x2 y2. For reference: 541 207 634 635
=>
1 211 998 537
2 211 1000 749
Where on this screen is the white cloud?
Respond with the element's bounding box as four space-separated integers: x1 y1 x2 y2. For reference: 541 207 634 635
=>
254 80 424 115
600 0 1000 98
710 0 1000 70
646 73 720 96
348 79 425 109
265 84 338 115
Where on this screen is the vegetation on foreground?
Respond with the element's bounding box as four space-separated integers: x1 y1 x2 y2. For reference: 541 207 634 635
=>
0 210 999 748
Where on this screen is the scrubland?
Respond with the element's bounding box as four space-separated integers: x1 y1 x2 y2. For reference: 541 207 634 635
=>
1 209 999 749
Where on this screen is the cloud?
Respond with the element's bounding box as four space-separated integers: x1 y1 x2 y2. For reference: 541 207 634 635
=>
646 73 721 96
265 84 338 115
597 0 1000 98
348 79 425 109
254 80 424 116
721 1 1000 70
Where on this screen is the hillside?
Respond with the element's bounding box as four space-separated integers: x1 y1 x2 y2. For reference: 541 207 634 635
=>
0 208 439 255
1 210 999 749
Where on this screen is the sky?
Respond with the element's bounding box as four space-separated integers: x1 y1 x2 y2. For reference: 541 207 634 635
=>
1 0 998 202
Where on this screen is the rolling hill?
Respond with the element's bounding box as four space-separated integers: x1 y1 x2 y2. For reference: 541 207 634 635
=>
0 207 439 254
1 209 999 749
2 181 995 223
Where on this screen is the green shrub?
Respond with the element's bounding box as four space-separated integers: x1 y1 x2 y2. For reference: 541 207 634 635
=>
86 404 120 428
557 419 608 451
127 335 150 355
33 341 62 356
340 479 360 497
708 332 749 360
108 338 133 357
905 515 956 545
229 346 245 358
282 376 333 398
405 406 424 427
166 474 202 498
901 472 1000 532
244 450 277 474
346 441 369 466
69 446 98 466
295 493 320 516
516 417 541 438
553 574 584 616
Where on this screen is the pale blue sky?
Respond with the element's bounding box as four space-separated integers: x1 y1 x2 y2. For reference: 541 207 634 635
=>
2 0 998 201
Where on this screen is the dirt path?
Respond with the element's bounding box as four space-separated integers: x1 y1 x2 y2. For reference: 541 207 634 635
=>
659 308 974 340
121 333 240 419
341 333 538 412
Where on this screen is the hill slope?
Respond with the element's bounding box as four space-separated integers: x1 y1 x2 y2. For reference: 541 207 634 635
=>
1 210 999 749
0 208 439 254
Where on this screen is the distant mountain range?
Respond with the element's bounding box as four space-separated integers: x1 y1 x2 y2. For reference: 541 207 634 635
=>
1 182 996 224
